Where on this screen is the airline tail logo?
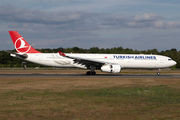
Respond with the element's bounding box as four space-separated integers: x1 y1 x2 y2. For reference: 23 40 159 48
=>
15 37 31 53
9 31 41 53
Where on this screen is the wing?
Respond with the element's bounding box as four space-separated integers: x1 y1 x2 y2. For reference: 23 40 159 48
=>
58 51 109 67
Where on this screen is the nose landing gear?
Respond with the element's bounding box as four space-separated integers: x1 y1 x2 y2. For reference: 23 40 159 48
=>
157 72 160 75
157 69 161 75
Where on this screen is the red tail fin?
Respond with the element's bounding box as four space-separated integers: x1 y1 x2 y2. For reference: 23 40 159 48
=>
9 31 41 53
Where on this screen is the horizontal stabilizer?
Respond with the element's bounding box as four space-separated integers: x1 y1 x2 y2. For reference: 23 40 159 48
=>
5 50 28 59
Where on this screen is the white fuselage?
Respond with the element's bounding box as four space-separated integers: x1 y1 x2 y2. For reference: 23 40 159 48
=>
19 53 176 69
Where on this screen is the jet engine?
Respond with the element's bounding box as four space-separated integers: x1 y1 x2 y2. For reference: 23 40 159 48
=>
101 64 121 73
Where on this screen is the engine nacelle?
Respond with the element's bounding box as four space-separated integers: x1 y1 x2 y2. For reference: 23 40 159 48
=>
101 64 121 73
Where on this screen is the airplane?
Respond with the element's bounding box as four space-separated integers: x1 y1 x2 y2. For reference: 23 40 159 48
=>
7 31 176 75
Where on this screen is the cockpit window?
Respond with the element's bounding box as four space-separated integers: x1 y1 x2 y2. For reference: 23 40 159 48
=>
168 59 172 61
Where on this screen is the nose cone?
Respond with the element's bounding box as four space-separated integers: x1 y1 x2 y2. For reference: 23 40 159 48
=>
172 60 177 66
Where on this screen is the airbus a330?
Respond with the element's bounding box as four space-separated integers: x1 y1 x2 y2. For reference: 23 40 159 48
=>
7 31 176 75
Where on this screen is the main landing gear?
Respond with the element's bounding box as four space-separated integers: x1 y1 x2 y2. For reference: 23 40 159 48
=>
86 65 96 75
86 71 96 75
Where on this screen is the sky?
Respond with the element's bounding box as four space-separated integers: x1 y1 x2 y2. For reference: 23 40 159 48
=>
0 0 180 51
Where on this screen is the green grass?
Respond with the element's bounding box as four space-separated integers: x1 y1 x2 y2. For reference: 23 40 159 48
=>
68 85 180 105
1 85 180 120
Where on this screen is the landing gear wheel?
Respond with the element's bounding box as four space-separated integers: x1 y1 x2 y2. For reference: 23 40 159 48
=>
86 71 91 75
86 71 96 75
157 72 160 76
92 71 96 75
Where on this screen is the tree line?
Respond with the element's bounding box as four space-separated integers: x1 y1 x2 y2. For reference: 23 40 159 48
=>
0 47 179 68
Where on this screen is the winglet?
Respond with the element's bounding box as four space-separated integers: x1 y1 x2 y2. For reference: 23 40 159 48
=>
58 51 66 56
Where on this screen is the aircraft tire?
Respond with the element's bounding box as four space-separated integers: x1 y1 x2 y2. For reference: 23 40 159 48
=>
157 72 160 76
92 71 96 75
86 71 96 75
86 71 90 75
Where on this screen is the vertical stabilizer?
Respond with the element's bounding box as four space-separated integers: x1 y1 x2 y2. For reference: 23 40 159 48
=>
9 31 41 53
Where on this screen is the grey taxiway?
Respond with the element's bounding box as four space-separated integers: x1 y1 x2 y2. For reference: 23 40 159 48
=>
0 74 180 78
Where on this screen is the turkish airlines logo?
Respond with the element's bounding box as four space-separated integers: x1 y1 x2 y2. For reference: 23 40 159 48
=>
15 37 31 53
